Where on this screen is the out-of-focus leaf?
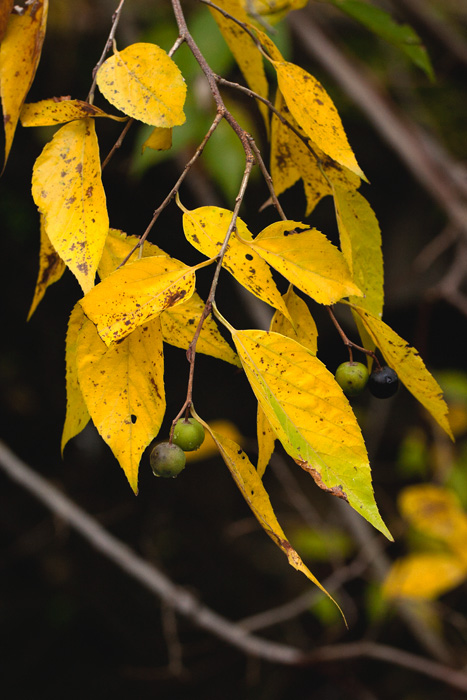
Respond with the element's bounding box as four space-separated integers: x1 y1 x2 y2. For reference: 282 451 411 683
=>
248 220 362 304
80 255 197 346
21 97 127 126
326 0 434 81
383 552 466 599
31 118 109 294
352 306 453 439
209 0 270 132
185 420 243 462
61 303 90 454
76 312 166 493
182 205 291 319
27 214 66 320
0 0 48 169
242 0 307 25
232 328 392 538
96 42 186 127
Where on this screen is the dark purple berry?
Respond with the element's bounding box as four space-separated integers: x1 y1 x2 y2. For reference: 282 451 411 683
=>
368 366 399 399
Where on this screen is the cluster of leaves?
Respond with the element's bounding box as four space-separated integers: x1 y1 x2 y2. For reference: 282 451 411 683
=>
0 0 452 600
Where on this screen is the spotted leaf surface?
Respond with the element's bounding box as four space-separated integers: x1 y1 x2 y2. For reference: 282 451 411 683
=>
21 97 127 126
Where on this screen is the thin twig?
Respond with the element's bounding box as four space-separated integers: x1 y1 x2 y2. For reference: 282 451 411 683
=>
87 0 126 104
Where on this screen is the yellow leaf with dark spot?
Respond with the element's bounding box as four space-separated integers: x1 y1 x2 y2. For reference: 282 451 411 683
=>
0 0 48 169
182 206 291 319
80 255 196 346
21 97 127 126
76 312 165 493
31 118 109 294
257 405 276 478
352 306 453 439
98 229 238 364
270 90 360 215
142 126 173 153
249 220 362 304
203 422 342 608
61 303 90 454
273 60 365 180
28 214 66 320
232 329 392 538
96 43 186 127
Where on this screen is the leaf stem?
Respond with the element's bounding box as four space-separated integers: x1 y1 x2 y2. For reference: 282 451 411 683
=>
327 306 381 367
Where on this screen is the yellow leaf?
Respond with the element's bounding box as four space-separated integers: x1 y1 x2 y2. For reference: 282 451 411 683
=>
242 0 307 24
270 90 360 216
209 0 270 133
161 294 241 367
142 126 173 153
352 306 453 439
96 42 186 127
333 186 383 319
27 214 66 320
76 313 166 493
249 220 362 304
383 552 467 600
203 423 342 607
21 97 127 126
98 229 238 364
31 118 109 294
257 405 276 478
399 485 467 565
273 60 365 180
61 303 90 454
80 255 197 346
182 205 291 319
232 329 392 538
0 0 48 169
185 420 243 463
270 286 318 354
0 1 13 43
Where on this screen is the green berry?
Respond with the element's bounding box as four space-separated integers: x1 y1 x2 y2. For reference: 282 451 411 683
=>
368 366 399 399
335 361 369 397
150 442 186 478
172 418 205 452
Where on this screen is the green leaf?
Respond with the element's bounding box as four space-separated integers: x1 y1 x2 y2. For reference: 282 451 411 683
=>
326 0 434 81
232 328 392 538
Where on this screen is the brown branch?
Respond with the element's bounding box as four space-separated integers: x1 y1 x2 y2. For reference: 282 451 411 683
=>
87 0 126 105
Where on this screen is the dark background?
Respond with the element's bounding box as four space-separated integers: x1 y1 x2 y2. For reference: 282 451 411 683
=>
2 1 467 698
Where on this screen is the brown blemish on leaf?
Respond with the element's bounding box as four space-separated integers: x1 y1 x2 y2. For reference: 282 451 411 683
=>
297 460 348 502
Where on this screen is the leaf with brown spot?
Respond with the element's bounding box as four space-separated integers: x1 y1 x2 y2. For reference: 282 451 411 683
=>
21 97 127 126
0 0 48 169
75 312 165 493
31 118 109 294
28 214 66 320
80 254 197 346
62 303 90 454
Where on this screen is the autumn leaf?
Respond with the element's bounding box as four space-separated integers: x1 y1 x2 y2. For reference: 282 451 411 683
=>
0 0 13 44
61 303 90 454
333 186 384 318
383 552 466 600
142 126 173 153
96 42 186 127
80 254 197 346
270 90 360 215
242 0 307 24
209 0 270 132
352 306 453 438
75 312 166 493
182 205 291 319
248 220 362 304
256 405 276 478
231 329 392 538
270 287 318 355
31 118 109 294
21 97 127 126
202 422 343 610
98 229 238 364
28 214 66 320
0 0 48 170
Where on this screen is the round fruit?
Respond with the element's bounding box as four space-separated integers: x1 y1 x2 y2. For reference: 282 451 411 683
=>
150 442 186 478
368 366 399 399
172 417 205 452
335 361 369 397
